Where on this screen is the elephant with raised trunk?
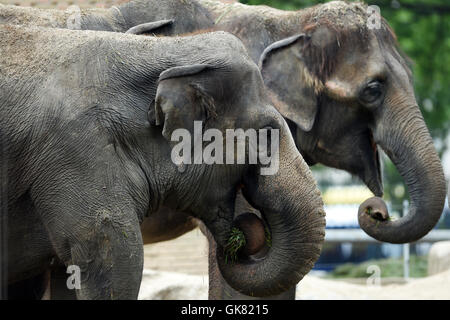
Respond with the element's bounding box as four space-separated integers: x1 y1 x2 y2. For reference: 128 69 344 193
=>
1 25 325 299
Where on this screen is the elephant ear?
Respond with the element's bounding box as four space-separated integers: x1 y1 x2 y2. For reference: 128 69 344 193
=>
125 19 174 35
259 34 321 132
149 64 217 141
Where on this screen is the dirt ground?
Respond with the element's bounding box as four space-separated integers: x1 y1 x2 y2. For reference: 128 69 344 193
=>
138 268 450 300
140 230 450 300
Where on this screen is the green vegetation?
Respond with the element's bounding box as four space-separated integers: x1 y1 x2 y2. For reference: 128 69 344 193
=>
265 226 272 248
224 227 246 263
327 255 428 278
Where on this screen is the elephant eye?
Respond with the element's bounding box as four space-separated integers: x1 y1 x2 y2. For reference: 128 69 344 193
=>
360 80 384 105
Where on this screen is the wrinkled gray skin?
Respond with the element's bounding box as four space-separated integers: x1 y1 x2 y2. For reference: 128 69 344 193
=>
1 0 446 299
201 0 446 298
0 25 325 299
0 1 213 34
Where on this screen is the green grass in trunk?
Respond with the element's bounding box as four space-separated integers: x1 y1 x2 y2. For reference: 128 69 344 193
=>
224 228 246 263
224 226 273 263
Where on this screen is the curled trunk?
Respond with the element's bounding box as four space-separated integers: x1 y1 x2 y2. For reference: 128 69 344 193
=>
214 129 325 297
359 101 446 243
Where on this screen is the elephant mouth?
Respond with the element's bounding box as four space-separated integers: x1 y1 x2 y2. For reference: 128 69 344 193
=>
226 212 271 262
358 129 383 198
368 129 383 197
223 189 272 263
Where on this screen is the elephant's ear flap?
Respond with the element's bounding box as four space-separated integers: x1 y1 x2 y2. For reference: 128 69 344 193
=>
259 34 321 132
125 19 174 35
151 64 216 141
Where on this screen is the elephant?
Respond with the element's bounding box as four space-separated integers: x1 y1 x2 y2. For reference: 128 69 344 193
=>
200 0 446 298
143 0 447 299
0 25 326 299
1 0 446 299
0 1 212 35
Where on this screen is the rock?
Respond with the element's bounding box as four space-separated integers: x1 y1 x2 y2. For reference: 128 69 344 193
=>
428 241 450 276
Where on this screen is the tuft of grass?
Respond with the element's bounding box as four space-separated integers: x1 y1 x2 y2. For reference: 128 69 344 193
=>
326 255 428 279
224 227 246 264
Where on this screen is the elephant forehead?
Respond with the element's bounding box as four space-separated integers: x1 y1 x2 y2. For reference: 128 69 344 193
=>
325 36 386 99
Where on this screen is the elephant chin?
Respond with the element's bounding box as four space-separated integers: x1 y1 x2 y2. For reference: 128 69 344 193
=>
231 213 267 257
360 139 383 198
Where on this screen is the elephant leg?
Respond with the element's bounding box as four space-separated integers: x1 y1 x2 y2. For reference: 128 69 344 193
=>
7 272 48 300
45 266 77 300
201 223 296 300
34 193 144 300
41 269 51 300
12 266 76 300
68 221 143 300
59 222 143 300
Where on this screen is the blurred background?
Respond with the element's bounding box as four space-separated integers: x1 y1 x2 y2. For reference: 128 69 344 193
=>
2 0 449 297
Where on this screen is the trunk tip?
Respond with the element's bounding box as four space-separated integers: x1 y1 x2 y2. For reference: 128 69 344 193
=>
358 196 390 222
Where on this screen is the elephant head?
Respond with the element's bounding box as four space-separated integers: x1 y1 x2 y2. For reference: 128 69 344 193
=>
258 2 446 243
149 54 325 296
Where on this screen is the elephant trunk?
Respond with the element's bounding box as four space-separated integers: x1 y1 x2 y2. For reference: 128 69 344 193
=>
216 127 326 297
359 97 446 243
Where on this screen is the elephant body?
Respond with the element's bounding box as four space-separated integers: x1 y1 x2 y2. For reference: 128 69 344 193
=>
1 25 325 299
0 1 213 34
1 0 445 299
147 0 445 299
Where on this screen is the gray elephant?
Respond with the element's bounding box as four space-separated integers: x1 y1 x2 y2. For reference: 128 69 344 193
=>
200 0 446 240
202 0 446 298
144 0 447 299
5 0 445 252
1 25 325 299
2 0 446 299
0 1 211 34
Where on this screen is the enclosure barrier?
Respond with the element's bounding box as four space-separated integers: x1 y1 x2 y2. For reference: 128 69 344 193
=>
325 199 450 279
324 229 450 243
